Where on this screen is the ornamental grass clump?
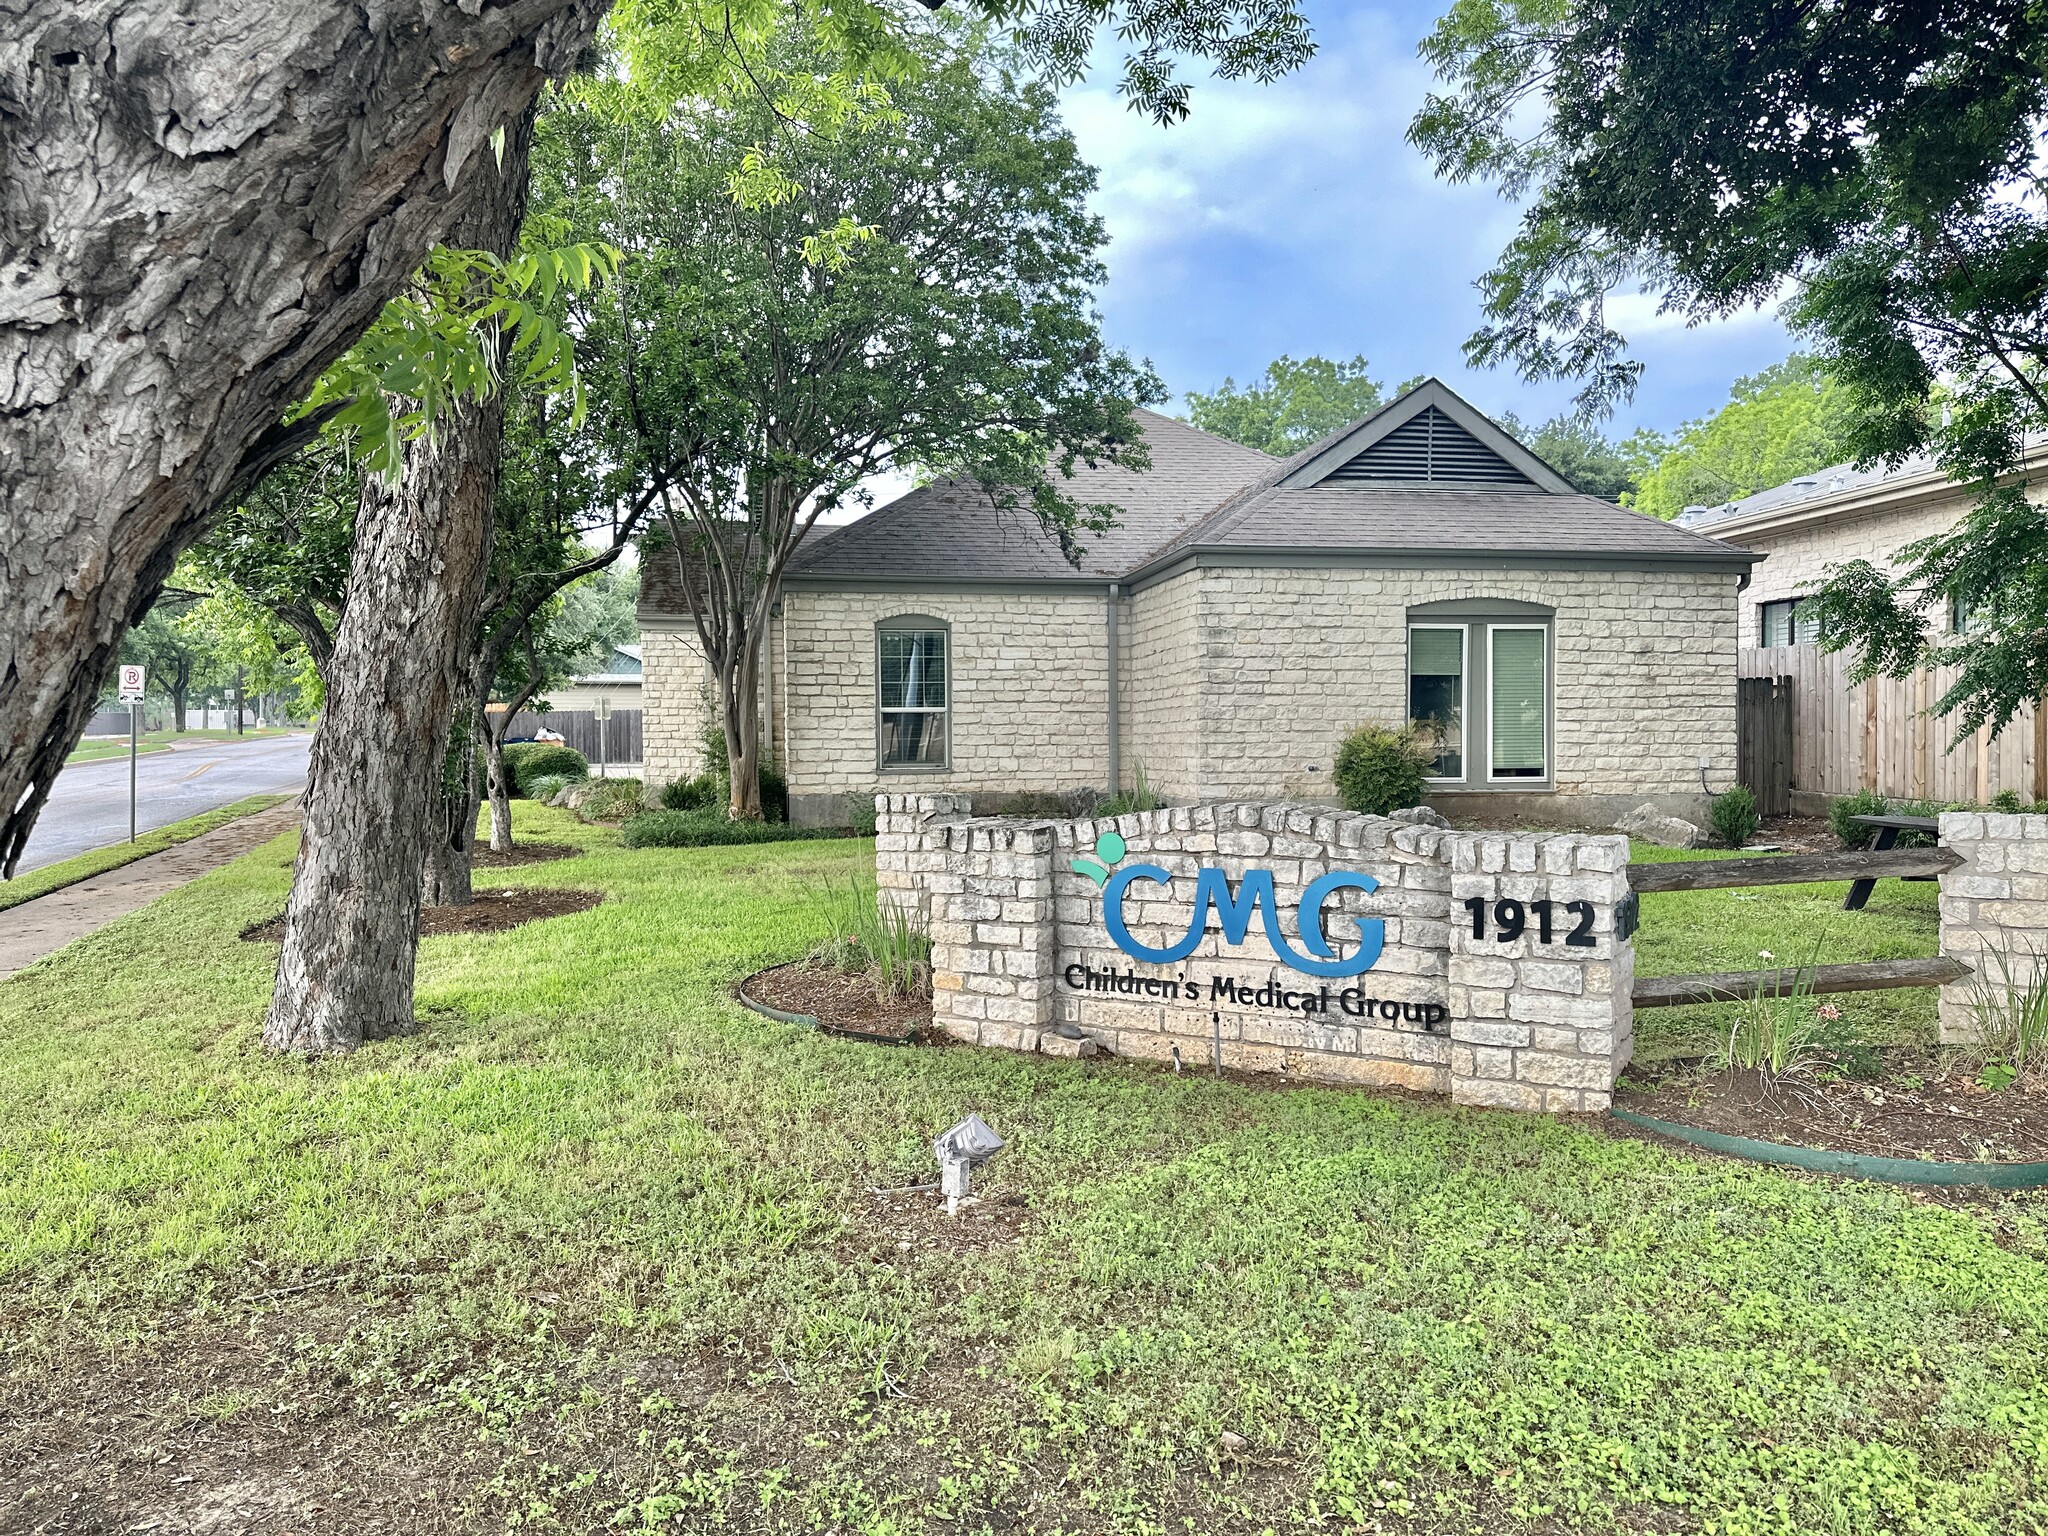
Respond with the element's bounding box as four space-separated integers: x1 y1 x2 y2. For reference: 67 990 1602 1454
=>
1718 948 1827 1089
811 877 931 999
1332 722 1436 817
811 874 932 1001
1966 941 2048 1090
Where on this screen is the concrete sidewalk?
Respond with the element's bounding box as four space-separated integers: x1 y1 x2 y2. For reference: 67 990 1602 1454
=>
0 797 303 980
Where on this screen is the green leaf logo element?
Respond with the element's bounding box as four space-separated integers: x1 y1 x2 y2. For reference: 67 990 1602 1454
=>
1071 830 1128 888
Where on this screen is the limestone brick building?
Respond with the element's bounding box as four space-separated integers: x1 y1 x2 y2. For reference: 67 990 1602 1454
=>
640 380 1759 826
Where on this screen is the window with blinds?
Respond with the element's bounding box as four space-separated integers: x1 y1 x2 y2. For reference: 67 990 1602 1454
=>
1407 625 1466 778
877 620 949 768
1488 626 1547 780
1758 597 1818 647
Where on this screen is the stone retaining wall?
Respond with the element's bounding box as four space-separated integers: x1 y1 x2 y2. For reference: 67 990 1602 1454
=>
877 794 1635 1111
1937 811 2048 1044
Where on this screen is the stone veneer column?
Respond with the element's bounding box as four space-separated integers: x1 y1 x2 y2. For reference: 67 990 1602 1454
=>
1445 831 1634 1112
874 792 971 922
1936 810 2048 1044
928 821 1057 1052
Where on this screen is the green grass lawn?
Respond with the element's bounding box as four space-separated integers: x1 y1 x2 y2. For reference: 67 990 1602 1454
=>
0 792 292 914
65 726 292 764
0 808 2042 1534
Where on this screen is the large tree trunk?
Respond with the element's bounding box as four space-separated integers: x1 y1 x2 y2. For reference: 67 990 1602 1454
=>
263 111 534 1053
0 0 606 879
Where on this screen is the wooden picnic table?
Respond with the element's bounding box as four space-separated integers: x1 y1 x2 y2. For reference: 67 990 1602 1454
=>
1843 812 1941 911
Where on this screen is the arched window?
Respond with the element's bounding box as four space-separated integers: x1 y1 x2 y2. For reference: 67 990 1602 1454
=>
876 615 950 770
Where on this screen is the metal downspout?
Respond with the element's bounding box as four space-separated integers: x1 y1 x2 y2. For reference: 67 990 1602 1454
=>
1106 582 1121 795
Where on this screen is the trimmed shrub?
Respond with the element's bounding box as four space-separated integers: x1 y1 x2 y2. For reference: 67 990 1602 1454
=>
575 777 647 823
1829 788 1889 848
1708 786 1761 848
660 774 719 812
505 743 588 797
621 810 831 848
844 793 880 838
1332 723 1435 817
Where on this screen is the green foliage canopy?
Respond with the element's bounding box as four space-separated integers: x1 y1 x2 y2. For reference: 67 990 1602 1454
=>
1623 356 1855 521
1410 0 2048 735
1184 354 1397 456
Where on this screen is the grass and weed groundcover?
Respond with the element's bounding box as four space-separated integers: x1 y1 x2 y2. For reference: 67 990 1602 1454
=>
0 805 2042 1534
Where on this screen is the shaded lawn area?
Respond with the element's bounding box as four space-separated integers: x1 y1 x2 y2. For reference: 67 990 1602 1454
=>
1630 840 1944 1062
1 807 2044 1535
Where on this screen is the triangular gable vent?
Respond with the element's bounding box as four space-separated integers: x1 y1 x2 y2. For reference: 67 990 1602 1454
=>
1325 405 1535 487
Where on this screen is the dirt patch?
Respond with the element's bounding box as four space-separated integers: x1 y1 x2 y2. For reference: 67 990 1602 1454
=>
472 841 579 869
240 887 602 944
742 960 931 1041
853 1182 1035 1258
1617 1055 2048 1163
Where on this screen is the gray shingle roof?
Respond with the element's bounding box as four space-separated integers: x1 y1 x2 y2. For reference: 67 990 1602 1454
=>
780 410 1274 582
640 385 1756 617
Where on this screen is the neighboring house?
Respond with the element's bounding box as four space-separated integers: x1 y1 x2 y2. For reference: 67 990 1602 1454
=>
1681 450 2048 808
544 643 643 713
639 380 1757 826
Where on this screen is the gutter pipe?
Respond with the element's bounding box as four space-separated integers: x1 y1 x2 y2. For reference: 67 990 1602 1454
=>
1106 582 1121 795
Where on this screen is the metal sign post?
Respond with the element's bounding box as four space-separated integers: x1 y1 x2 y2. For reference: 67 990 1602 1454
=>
118 665 145 842
594 694 612 779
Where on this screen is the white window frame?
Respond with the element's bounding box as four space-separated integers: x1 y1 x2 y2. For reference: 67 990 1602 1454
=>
875 617 951 773
1484 622 1550 784
1407 623 1468 784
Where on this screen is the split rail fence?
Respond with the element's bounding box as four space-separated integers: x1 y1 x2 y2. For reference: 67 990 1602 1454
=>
1626 845 1967 1009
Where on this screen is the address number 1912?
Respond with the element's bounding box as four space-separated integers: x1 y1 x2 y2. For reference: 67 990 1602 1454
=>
1463 896 1597 947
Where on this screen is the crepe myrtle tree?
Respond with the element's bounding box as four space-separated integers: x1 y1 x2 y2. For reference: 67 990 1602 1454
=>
0 0 1310 883
551 26 1165 818
1409 0 2048 738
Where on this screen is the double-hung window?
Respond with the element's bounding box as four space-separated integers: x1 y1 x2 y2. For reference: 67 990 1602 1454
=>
1758 597 1819 647
1405 603 1552 788
877 618 949 769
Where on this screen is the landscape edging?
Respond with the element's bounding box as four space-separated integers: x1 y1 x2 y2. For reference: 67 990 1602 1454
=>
1611 1106 2048 1188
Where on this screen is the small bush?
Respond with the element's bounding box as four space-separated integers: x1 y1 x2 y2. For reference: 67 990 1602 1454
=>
1992 788 2027 814
1332 723 1435 817
1828 789 1889 848
506 743 588 797
660 775 719 812
844 793 880 838
1001 789 1088 819
575 777 646 823
1093 760 1164 818
759 764 790 824
621 810 826 848
698 724 789 822
1708 786 1761 848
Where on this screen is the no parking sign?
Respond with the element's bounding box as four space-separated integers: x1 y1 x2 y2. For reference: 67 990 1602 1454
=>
118 665 145 703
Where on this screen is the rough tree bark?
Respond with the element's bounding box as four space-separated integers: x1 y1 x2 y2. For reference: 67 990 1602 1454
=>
0 0 607 878
263 110 536 1052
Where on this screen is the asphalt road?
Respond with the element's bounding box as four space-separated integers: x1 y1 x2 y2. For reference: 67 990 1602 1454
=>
14 733 313 874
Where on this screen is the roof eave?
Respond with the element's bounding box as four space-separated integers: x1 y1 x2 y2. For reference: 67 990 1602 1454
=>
1122 542 1762 593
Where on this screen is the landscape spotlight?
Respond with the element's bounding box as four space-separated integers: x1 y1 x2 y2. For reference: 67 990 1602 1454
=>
933 1112 1005 1214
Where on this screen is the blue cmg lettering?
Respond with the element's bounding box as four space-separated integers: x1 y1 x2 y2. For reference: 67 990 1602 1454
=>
1102 865 1385 978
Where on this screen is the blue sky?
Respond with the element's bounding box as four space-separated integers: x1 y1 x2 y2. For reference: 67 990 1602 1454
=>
1058 0 1796 441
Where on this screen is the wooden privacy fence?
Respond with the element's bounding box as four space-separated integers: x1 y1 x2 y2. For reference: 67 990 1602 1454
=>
1736 675 1794 816
1739 645 2047 803
1627 845 1967 1008
505 708 643 765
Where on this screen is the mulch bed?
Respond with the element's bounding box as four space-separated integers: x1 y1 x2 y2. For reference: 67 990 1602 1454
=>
473 841 580 868
241 886 603 943
742 960 932 1041
1616 1055 2048 1163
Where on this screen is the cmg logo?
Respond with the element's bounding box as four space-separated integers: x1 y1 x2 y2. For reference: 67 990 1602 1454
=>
1072 831 1386 979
